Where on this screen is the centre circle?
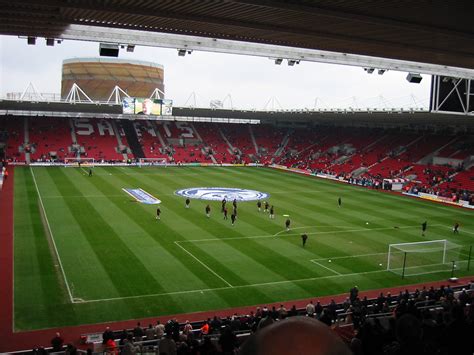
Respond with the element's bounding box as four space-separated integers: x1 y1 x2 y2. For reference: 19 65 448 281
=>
175 187 270 201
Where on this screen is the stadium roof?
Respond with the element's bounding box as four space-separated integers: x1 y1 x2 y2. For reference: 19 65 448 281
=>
1 1 473 76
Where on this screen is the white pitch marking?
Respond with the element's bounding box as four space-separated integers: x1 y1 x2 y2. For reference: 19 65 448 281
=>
440 225 474 238
30 168 75 304
272 224 437 237
73 268 390 304
181 224 445 243
310 260 342 275
311 251 388 262
174 241 233 288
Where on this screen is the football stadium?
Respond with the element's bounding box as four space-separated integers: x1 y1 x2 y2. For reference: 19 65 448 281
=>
1 2 474 354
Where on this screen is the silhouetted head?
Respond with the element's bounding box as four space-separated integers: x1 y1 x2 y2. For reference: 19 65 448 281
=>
240 316 351 355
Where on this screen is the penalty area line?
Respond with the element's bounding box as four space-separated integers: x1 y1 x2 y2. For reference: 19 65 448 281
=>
174 241 233 288
181 224 446 243
310 260 341 275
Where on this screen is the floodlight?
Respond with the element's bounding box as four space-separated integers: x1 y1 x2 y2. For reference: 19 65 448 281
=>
27 37 36 45
99 43 119 57
406 73 422 83
46 38 55 46
288 59 296 66
274 58 283 65
378 69 386 75
365 68 375 74
126 45 135 52
177 49 187 56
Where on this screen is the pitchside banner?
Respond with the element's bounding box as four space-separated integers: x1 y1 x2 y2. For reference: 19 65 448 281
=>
122 98 173 116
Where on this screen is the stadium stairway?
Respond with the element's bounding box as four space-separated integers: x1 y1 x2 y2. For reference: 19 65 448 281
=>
121 120 144 159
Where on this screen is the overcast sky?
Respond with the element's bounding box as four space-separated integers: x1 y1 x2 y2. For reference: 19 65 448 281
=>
0 35 431 110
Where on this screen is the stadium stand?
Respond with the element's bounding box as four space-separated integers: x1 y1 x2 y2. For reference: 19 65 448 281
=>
28 117 75 162
21 281 472 354
72 118 129 161
194 123 235 164
2 118 474 199
0 117 25 161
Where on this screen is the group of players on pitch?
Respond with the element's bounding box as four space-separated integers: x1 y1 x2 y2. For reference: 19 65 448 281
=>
155 196 347 247
155 197 459 247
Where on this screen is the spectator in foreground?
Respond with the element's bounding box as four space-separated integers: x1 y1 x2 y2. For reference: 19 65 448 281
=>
240 316 351 355
50 332 64 352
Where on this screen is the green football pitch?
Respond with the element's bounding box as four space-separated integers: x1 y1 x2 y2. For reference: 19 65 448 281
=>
13 166 474 331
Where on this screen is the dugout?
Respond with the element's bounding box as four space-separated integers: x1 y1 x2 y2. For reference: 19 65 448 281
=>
382 178 409 191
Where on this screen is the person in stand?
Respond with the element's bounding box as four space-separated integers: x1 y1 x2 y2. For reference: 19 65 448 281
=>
269 205 275 219
285 218 291 231
185 198 190 208
222 198 227 213
421 221 427 236
301 233 308 247
338 197 342 207
51 332 64 352
453 222 460 234
205 204 211 218
264 201 269 213
257 201 262 212
231 213 236 226
223 207 228 220
88 168 93 177
156 207 161 220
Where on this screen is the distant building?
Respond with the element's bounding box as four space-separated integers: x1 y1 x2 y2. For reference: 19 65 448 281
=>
61 58 164 101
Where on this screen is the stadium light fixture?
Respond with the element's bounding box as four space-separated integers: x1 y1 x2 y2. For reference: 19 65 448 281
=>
406 73 423 83
126 44 135 52
46 38 55 46
287 59 300 66
378 69 386 75
99 43 119 57
27 36 36 45
274 58 283 65
364 68 375 74
177 49 187 56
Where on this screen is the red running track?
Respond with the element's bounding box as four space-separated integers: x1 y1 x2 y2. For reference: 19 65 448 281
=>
0 167 473 352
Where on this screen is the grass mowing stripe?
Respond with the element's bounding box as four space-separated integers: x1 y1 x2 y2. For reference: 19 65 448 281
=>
118 167 326 294
48 168 166 298
108 167 267 289
141 169 326 285
93 167 236 290
173 241 233 287
30 168 74 303
12 166 473 330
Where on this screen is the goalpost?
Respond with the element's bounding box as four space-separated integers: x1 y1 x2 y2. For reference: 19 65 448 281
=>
63 157 95 167
387 240 471 278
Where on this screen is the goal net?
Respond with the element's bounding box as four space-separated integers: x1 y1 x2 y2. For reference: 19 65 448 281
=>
64 157 95 167
138 158 168 167
387 240 470 277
